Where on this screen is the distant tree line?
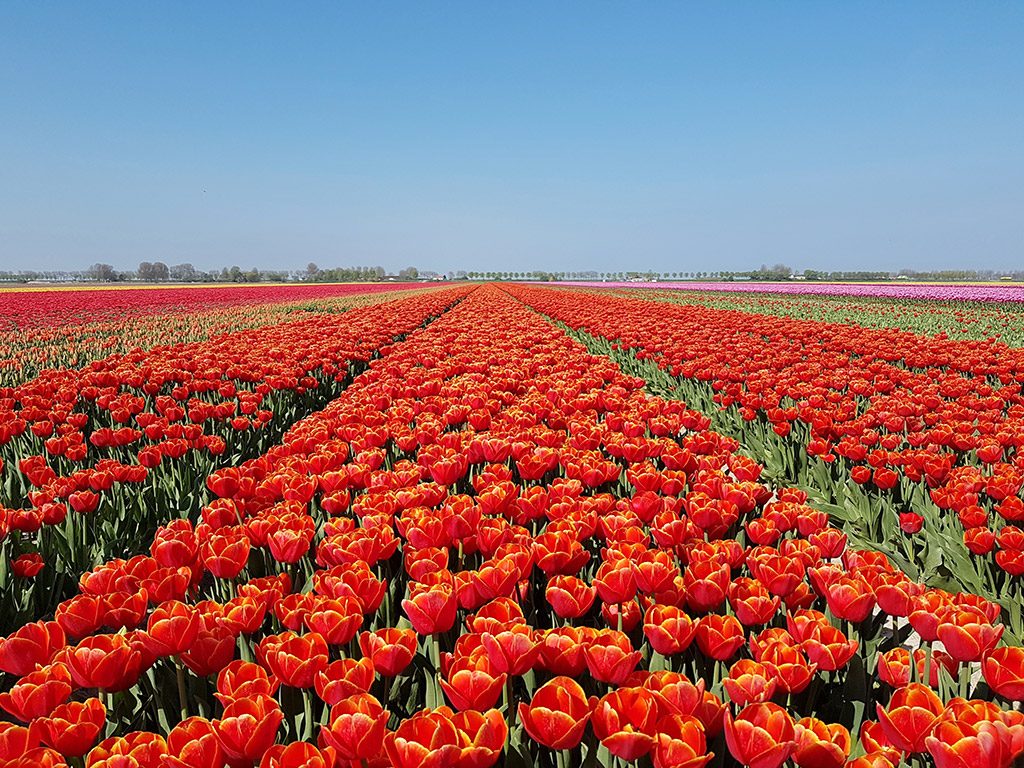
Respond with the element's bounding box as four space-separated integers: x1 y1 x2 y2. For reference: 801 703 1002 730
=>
0 262 390 284
303 263 387 282
1 263 1021 285
720 265 1024 283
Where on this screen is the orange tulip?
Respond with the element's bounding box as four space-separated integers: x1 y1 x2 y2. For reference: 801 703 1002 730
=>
36 697 106 758
0 621 65 676
591 686 660 761
724 702 796 768
0 662 72 722
652 714 713 768
320 693 389 761
213 695 283 764
384 708 462 768
517 676 591 750
164 716 223 768
358 627 417 677
983 646 1024 701
875 683 945 754
792 717 850 768
925 719 1002 768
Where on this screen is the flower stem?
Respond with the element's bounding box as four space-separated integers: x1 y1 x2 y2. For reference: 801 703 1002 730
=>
176 660 189 721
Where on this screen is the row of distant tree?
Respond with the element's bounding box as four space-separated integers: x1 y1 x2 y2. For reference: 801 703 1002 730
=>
0 262 1021 284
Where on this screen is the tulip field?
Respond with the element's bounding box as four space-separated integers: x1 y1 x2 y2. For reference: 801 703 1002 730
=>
2 282 1024 768
0 283 420 385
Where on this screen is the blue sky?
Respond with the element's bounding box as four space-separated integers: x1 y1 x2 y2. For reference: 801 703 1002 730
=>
1 3 1021 274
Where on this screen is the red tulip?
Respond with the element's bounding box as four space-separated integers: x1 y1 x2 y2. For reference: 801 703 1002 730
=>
652 714 713 768
584 629 642 685
304 596 363 646
213 694 284 764
143 600 201 657
216 660 280 706
451 708 508 768
517 676 591 750
0 662 73 722
724 702 796 768
728 578 780 627
982 646 1024 701
845 754 898 768
358 627 417 677
164 716 224 768
964 527 996 556
201 533 250 579
220 595 268 635
37 697 106 758
759 641 817 694
65 634 144 692
936 607 1004 663
545 574 597 618
86 731 169 765
859 719 901 764
644 604 697 656
792 717 850 768
694 614 744 661
800 623 858 672
642 671 706 718
909 591 952 642
258 631 329 688
537 626 591 677
683 559 729 612
875 683 945 754
3 746 68 768
480 625 539 676
925 719 1002 768
591 686 660 760
593 560 639 605
403 584 458 636
384 708 462 768
180 625 237 677
12 553 45 579
320 693 389 761
0 621 65 676
823 575 875 624
0 722 38 763
55 595 104 639
899 512 924 534
439 655 506 712
722 659 777 707
314 657 375 705
260 742 337 768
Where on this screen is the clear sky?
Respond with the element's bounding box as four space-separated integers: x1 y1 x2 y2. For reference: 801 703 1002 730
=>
2 3 1021 274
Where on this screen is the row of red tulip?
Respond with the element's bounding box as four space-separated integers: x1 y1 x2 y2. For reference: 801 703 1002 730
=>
1 284 1021 768
607 286 1024 346
508 284 1024 605
0 283 419 386
0 287 470 628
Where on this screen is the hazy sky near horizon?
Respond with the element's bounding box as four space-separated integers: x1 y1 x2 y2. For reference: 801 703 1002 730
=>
2 3 1022 274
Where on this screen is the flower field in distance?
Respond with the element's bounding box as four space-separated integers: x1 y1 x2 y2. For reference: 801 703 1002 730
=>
563 280 1024 304
1 283 1023 768
0 283 425 386
603 287 1024 347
